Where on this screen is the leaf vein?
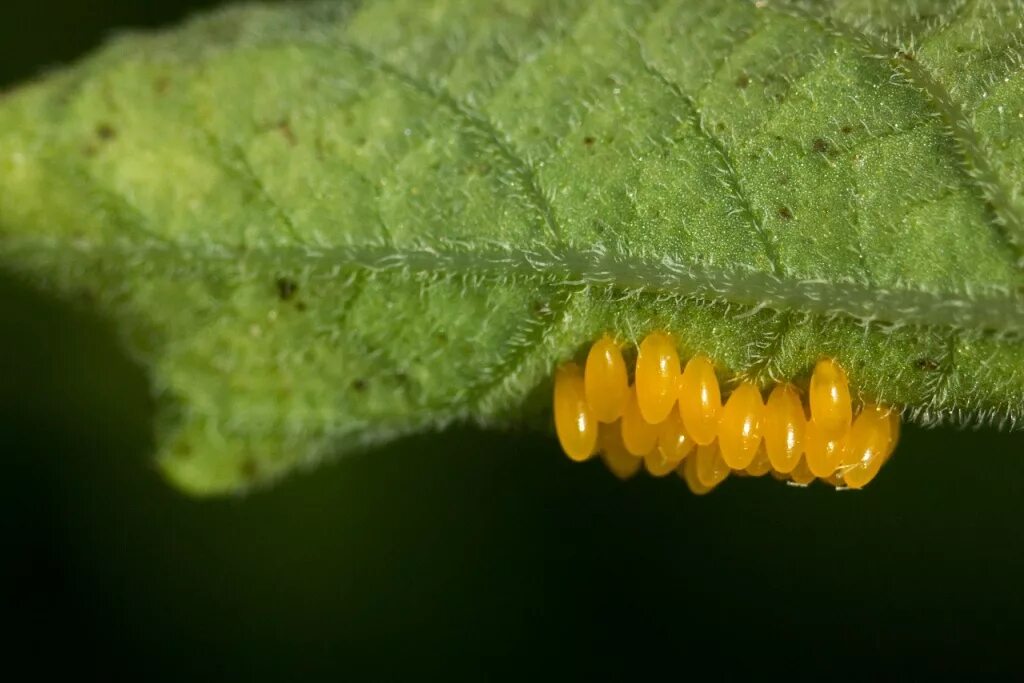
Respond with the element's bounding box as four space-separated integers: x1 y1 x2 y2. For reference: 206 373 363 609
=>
337 40 563 245
771 1 1024 269
11 238 1024 338
635 37 786 277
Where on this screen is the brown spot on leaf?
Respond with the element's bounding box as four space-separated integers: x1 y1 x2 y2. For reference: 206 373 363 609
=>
777 206 794 220
583 136 596 146
735 73 750 89
276 277 298 301
277 119 297 146
96 123 116 141
352 379 368 392
897 50 915 62
812 138 830 154
916 358 940 371
240 458 260 481
154 76 171 94
840 125 854 134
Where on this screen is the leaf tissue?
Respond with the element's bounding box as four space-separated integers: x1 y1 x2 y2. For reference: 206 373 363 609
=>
1 0 1022 494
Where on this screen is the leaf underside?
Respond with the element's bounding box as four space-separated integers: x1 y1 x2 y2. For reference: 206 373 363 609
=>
1 0 1023 494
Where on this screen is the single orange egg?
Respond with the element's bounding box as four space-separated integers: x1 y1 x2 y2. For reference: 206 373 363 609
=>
809 358 853 440
804 417 848 478
635 332 681 424
763 383 806 474
678 355 722 445
744 446 772 477
657 411 696 463
841 404 893 489
620 384 660 456
694 441 730 489
789 457 817 486
553 362 598 462
679 451 713 495
718 382 765 469
644 450 680 477
599 421 643 480
584 335 629 423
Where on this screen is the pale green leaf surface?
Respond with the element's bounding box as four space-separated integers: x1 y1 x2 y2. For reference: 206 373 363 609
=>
1 0 1023 494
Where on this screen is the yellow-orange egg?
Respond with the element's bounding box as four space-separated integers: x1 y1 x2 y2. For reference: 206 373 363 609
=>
644 450 679 477
553 362 598 462
823 472 847 488
763 383 805 474
678 355 722 445
584 335 629 423
744 446 772 477
841 404 893 489
718 382 765 469
599 421 642 480
635 332 681 424
620 384 661 456
657 411 696 463
804 418 848 478
695 441 730 489
679 451 712 495
789 457 817 486
809 358 853 440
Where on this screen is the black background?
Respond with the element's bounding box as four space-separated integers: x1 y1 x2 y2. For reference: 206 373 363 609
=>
3 1 1024 677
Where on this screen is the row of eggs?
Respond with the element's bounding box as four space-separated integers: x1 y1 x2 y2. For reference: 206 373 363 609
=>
553 333 900 492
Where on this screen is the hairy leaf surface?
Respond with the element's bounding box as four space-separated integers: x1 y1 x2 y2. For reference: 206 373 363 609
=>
1 0 1023 494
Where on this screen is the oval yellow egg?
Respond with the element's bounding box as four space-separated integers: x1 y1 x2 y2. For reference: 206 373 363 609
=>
678 355 722 446
804 417 848 478
695 441 730 489
584 335 629 423
679 452 712 495
620 384 660 456
644 450 679 477
764 383 806 474
841 404 893 489
744 446 772 477
718 382 765 469
635 332 681 424
553 362 598 462
809 358 853 440
599 421 642 480
657 411 695 463
789 457 817 486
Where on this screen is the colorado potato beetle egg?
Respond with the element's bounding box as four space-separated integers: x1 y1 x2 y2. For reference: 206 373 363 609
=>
620 384 660 456
553 362 597 463
598 420 642 480
554 333 902 494
809 358 853 440
718 381 765 470
584 335 629 423
678 355 722 446
635 332 681 424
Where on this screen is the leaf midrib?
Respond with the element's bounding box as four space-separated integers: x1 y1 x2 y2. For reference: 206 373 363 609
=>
8 237 1024 336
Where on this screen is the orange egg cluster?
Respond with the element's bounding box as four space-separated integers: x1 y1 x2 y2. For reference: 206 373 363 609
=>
553 333 901 494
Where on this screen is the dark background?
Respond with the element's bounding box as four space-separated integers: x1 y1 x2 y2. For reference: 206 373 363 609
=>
4 1 1024 677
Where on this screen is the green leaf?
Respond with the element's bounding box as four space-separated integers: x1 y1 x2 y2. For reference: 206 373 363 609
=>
1 0 1023 495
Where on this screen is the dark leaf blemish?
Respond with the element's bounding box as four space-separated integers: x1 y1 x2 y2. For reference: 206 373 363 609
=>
276 277 298 301
96 123 116 141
